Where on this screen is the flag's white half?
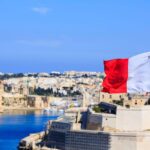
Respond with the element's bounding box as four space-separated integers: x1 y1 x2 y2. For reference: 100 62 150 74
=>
127 52 150 93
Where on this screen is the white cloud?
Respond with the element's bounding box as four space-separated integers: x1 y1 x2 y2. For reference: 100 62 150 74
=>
32 7 49 14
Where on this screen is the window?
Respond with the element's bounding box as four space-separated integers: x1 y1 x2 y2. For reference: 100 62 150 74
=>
102 95 104 99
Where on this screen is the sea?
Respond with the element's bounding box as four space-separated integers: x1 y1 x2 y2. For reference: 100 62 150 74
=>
0 110 58 150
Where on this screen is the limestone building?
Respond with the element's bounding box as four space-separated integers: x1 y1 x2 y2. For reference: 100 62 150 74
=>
100 92 149 107
42 101 150 150
27 95 49 109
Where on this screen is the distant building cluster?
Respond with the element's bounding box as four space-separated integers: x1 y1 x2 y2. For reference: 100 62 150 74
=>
0 71 103 110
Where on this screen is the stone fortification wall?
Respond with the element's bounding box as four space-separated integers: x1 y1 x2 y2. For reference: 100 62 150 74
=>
46 125 150 150
87 110 116 130
100 92 127 103
87 105 150 132
66 131 150 150
110 132 150 150
116 106 150 131
65 131 110 150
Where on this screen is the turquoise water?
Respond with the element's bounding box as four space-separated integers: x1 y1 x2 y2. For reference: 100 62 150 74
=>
0 110 58 150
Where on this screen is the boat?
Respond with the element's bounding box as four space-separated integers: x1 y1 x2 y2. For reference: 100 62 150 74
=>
43 107 64 116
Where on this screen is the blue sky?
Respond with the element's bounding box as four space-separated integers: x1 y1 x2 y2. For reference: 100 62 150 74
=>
0 0 150 73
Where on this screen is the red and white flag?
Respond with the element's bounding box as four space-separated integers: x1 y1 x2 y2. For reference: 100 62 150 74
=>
102 52 150 93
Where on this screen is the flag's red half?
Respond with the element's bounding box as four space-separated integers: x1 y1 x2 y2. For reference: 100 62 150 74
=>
102 59 128 93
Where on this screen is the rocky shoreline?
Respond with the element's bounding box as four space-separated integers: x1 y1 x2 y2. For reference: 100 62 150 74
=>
19 131 46 150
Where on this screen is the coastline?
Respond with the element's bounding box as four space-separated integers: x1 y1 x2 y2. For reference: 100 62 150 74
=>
2 106 43 111
0 107 44 114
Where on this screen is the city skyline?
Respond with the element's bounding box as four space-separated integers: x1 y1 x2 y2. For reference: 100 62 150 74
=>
1 0 150 73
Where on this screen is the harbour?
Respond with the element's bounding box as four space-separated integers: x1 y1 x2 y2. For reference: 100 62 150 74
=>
0 110 59 150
